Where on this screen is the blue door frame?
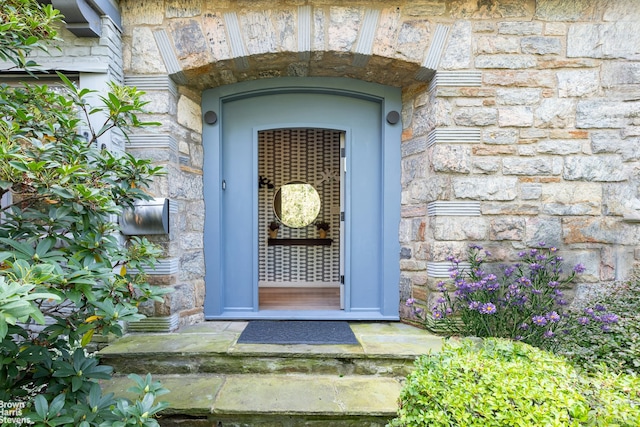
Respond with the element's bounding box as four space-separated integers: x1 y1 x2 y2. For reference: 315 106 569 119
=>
202 78 401 320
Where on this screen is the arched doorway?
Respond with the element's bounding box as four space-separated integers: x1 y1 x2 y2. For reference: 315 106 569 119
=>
202 77 401 320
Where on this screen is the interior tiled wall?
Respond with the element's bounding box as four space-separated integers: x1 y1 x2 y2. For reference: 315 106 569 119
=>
258 128 341 286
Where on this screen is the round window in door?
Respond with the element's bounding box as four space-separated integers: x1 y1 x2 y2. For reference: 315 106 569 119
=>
273 181 321 228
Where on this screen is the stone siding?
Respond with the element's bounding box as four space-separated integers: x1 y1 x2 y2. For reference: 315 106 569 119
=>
19 0 640 325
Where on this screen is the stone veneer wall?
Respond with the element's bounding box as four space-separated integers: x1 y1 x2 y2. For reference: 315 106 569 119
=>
21 0 640 327
394 1 640 313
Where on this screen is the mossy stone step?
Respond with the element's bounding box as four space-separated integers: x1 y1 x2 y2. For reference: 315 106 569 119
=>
97 321 443 378
103 373 402 427
98 322 442 426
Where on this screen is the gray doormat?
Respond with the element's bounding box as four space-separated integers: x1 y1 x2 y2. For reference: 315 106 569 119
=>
237 320 359 345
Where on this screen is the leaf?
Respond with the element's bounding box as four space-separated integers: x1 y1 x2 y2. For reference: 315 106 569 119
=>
8 160 29 172
77 88 96 98
54 205 73 219
88 382 102 404
34 394 48 418
28 304 47 325
71 375 83 392
24 36 40 46
0 317 7 340
80 329 95 347
56 72 76 92
50 416 75 426
24 292 61 301
85 315 102 323
49 393 66 416
107 92 121 109
73 202 84 213
35 237 55 256
72 347 85 369
0 252 12 263
0 238 34 257
85 363 113 379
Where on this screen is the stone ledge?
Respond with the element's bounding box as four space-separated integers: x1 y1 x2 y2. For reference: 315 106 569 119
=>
124 74 178 97
126 134 178 152
426 261 471 278
127 313 180 333
429 70 483 91
427 201 481 216
427 128 481 148
127 257 179 275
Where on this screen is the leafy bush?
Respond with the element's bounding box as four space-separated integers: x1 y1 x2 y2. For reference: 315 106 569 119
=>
407 244 616 350
557 276 640 375
0 0 60 70
389 338 640 427
1 1 170 425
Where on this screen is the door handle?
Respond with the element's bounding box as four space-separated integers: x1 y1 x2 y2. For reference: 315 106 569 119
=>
222 180 226 190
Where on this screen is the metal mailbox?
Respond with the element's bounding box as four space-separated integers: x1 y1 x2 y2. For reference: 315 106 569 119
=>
120 198 170 235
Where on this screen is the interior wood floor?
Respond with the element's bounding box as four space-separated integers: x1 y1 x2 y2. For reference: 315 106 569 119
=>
259 287 341 310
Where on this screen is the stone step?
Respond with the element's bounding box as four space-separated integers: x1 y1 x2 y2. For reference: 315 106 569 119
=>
98 322 442 426
98 321 443 378
102 373 402 427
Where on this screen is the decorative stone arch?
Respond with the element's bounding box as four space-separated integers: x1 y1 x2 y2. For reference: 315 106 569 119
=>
149 6 453 90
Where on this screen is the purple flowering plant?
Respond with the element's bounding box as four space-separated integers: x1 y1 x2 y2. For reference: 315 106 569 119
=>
407 243 618 350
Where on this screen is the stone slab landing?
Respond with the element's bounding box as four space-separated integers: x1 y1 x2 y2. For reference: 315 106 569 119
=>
99 321 443 426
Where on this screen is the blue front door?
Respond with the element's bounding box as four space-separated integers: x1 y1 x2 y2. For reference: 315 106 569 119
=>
203 78 400 320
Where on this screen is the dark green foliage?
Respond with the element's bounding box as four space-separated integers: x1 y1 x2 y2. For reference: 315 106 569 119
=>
0 0 61 70
557 276 640 375
0 1 170 425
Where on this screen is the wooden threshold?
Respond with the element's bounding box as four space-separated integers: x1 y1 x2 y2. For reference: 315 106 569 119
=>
259 287 341 310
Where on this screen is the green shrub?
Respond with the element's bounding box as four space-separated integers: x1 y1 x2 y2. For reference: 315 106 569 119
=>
557 277 640 375
389 338 640 427
1 1 170 425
